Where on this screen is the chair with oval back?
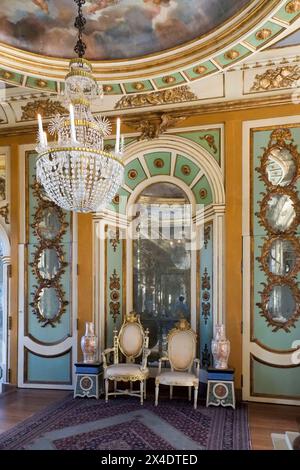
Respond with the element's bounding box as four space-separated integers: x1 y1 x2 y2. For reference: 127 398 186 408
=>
155 318 200 409
102 311 150 404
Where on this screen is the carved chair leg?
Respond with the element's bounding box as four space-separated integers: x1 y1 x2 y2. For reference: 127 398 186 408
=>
144 379 147 399
155 382 159 406
114 380 117 397
140 381 144 405
105 379 109 403
188 386 191 401
194 386 199 410
170 385 173 400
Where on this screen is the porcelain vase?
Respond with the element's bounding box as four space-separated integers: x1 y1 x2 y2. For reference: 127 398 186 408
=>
211 324 230 369
81 322 98 363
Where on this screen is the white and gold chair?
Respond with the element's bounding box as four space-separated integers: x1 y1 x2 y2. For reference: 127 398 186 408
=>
155 319 200 409
102 312 150 404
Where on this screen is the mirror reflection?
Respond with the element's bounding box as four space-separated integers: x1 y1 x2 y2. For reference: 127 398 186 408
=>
265 194 296 232
266 147 296 186
37 248 62 280
133 182 191 365
38 286 61 320
267 284 296 323
267 239 298 276
37 206 62 240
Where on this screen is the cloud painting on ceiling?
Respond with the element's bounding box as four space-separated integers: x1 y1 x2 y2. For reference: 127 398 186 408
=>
0 0 251 60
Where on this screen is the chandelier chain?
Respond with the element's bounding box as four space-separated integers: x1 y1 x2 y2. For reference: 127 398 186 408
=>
74 0 87 58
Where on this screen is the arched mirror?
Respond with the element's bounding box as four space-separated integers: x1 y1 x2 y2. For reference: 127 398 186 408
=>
133 182 192 364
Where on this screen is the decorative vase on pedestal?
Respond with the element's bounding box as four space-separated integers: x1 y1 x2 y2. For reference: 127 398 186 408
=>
211 324 230 369
81 322 98 363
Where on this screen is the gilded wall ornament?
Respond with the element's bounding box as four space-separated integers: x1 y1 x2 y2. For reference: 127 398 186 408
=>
21 98 68 121
109 269 121 322
129 113 186 140
255 28 272 41
204 225 211 249
201 268 211 325
0 204 9 224
251 65 300 92
109 229 120 252
200 134 217 154
115 86 198 109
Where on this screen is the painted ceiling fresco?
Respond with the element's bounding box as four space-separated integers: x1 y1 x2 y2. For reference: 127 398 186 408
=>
270 28 300 48
0 0 252 60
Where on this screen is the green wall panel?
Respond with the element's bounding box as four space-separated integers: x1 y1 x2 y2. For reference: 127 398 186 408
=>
192 175 213 205
25 350 71 384
174 154 200 186
144 152 171 176
177 130 221 164
124 158 147 190
252 357 300 397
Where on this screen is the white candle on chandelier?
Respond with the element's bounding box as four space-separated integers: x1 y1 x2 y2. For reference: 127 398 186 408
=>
43 131 48 147
115 117 121 153
69 104 77 143
37 114 45 146
121 135 125 153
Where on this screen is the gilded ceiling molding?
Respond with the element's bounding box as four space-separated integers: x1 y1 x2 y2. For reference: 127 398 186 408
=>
129 113 186 140
21 98 68 121
251 65 300 91
115 86 198 110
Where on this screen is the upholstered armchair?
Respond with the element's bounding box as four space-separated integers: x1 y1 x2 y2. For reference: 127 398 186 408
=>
155 319 200 409
102 312 150 404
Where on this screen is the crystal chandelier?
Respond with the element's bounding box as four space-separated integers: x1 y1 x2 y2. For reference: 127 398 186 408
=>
35 0 124 213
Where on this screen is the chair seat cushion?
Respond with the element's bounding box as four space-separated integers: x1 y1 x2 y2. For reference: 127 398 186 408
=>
105 363 149 381
156 371 198 387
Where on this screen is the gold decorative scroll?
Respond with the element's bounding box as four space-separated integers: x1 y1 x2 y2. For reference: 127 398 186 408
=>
251 65 300 92
115 86 198 110
129 113 186 140
21 98 68 121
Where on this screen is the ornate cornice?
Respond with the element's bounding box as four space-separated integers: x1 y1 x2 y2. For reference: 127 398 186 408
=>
0 93 297 138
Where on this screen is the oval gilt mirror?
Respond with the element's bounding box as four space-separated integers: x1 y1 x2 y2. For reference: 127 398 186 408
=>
37 247 63 281
265 238 300 277
37 286 62 320
263 193 297 233
266 147 296 187
36 206 63 241
266 284 296 324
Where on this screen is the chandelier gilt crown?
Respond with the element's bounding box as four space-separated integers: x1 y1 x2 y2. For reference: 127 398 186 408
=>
36 0 124 213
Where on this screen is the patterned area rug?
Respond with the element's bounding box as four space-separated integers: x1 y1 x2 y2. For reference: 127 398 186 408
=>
0 395 251 450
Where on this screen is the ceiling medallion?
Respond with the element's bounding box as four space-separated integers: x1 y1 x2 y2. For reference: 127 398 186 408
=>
285 0 300 13
1 71 13 80
193 65 207 75
35 0 124 213
199 188 208 199
154 158 164 168
103 85 113 93
36 79 48 88
255 28 272 41
181 165 191 175
162 76 176 84
133 82 145 91
128 169 138 180
224 49 240 61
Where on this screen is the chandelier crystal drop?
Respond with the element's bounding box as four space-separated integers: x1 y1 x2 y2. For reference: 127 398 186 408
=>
35 0 124 213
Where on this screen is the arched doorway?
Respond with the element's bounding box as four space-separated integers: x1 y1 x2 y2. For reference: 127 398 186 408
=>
93 136 225 377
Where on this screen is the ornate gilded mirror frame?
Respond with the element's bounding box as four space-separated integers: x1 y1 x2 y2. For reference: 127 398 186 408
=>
256 127 300 332
30 283 69 328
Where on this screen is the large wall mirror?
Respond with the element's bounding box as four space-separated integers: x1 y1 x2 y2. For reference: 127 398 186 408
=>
133 182 192 365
